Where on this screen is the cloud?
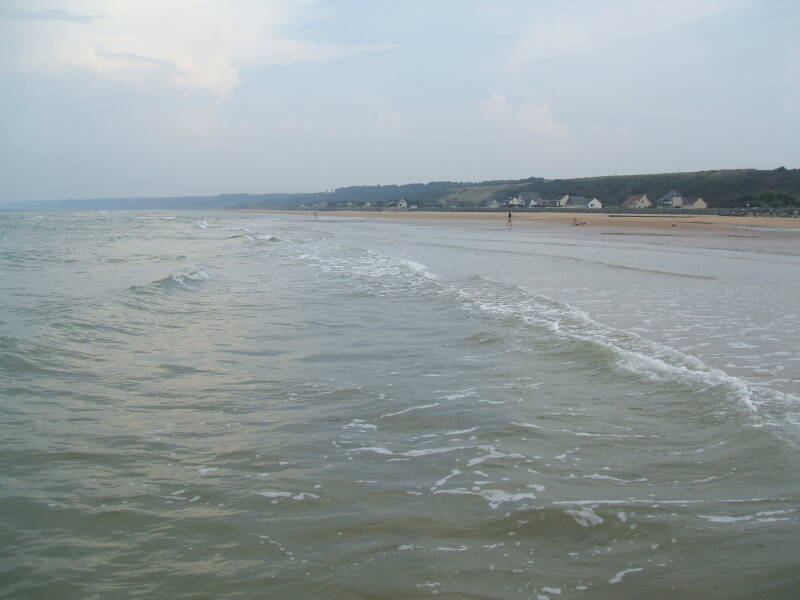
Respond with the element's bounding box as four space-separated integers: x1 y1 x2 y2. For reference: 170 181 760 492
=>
505 0 732 68
482 93 566 137
0 7 104 23
1 0 383 97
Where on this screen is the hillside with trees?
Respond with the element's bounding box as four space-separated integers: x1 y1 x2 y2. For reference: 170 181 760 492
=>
485 168 800 208
3 168 798 211
234 167 800 210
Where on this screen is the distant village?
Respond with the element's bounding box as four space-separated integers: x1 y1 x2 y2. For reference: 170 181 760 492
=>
304 190 708 211
489 190 707 211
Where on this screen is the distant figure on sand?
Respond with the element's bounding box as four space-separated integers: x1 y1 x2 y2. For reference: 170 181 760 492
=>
507 211 512 228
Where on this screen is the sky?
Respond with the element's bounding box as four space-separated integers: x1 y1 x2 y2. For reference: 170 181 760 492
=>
1 0 798 202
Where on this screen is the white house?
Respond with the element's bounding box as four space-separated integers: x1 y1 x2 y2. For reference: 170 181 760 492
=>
558 194 600 208
622 194 652 209
397 198 408 209
506 192 544 207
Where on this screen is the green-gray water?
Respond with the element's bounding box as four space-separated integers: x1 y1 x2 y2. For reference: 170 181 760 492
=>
1 211 798 599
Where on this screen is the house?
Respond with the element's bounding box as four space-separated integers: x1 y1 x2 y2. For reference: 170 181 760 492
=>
681 197 707 209
483 199 500 209
513 192 544 207
535 197 561 208
507 192 544 207
622 194 652 209
558 194 601 208
384 198 408 209
526 193 544 207
657 190 684 208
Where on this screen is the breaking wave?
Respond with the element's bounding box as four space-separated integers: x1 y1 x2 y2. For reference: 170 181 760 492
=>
129 267 211 294
295 242 800 439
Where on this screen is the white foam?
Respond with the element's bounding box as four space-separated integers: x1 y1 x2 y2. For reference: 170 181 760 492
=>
565 508 604 527
258 491 292 498
609 568 643 584
432 469 462 489
512 421 543 430
401 446 468 457
699 514 753 523
258 491 319 501
438 389 477 401
343 419 378 430
444 426 479 435
433 488 537 509
467 445 526 467
381 403 440 418
398 259 438 280
583 473 648 484
348 446 394 455
169 268 210 286
456 275 799 421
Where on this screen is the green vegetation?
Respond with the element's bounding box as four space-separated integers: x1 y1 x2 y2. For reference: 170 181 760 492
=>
723 191 800 208
245 167 800 210
487 167 800 208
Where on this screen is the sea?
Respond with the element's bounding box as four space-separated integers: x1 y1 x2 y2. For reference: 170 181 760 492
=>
1 210 799 599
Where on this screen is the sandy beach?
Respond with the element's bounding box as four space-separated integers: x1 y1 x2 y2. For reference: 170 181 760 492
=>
241 209 800 229
238 209 800 235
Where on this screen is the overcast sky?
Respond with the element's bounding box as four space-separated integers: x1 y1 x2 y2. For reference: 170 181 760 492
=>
1 0 798 202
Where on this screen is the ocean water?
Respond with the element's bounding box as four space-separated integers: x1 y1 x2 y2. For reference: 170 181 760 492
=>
1 210 799 599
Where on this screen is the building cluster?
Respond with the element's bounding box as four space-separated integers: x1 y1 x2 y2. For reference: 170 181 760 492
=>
630 191 707 210
495 190 707 210
300 190 708 211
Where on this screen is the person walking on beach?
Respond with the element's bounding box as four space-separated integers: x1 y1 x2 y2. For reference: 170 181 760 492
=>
507 211 513 228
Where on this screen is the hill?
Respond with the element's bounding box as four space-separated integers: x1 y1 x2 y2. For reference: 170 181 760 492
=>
484 168 800 208
2 168 798 211
231 167 800 209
